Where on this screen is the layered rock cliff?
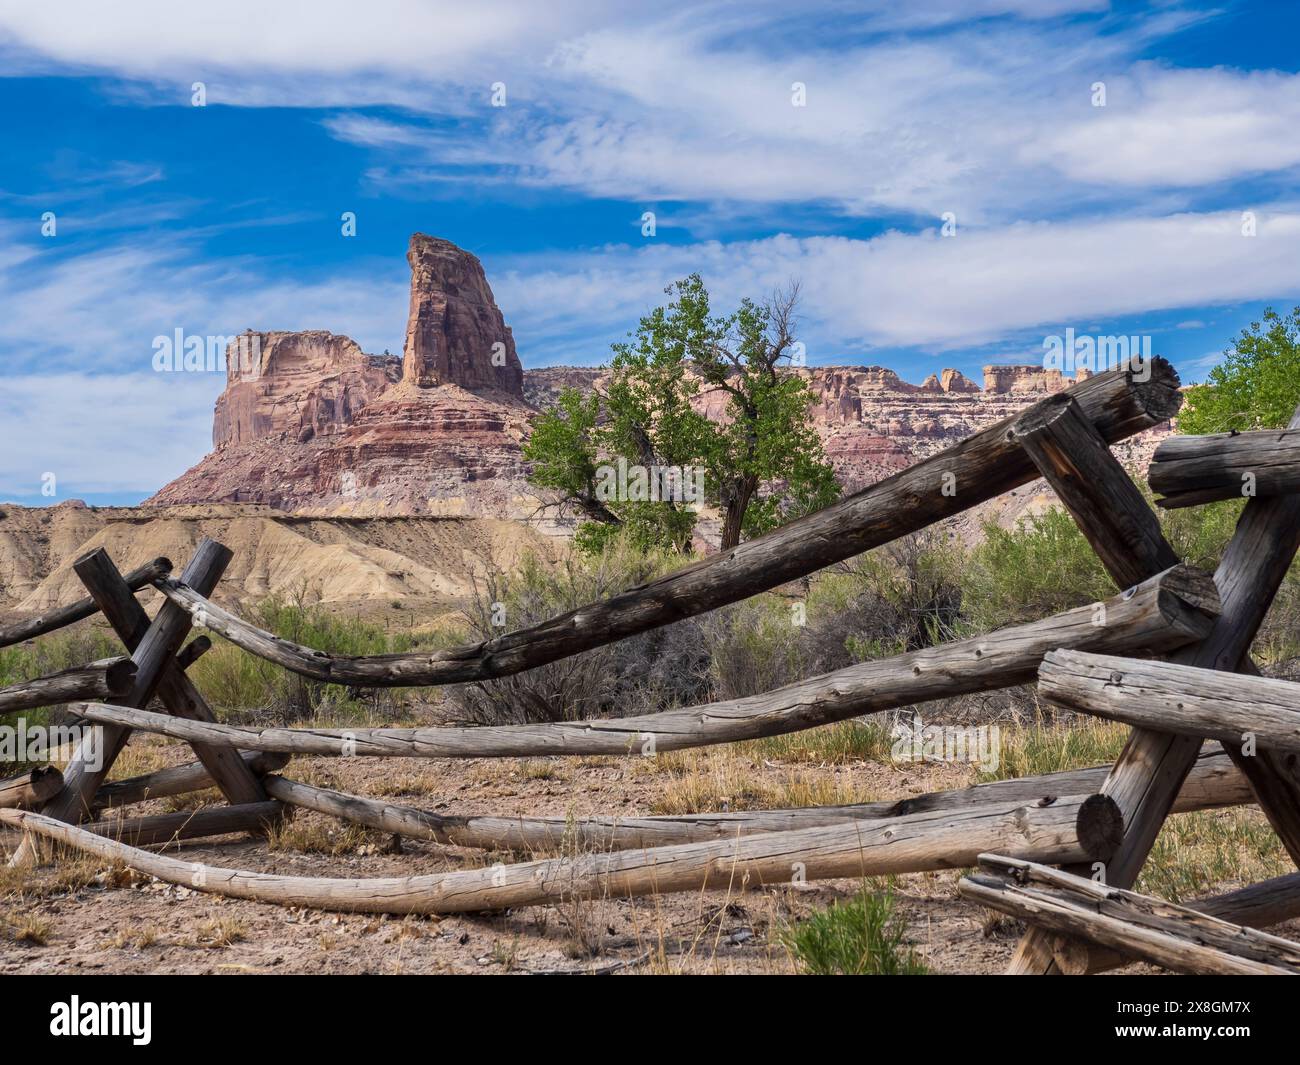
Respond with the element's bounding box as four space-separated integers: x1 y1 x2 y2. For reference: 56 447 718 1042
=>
151 232 1167 521
214 331 400 447
402 234 524 395
151 235 537 519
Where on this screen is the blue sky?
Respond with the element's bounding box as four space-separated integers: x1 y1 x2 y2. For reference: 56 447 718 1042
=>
1 0 1298 505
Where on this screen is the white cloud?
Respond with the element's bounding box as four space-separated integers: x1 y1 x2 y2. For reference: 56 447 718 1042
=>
1024 65 1300 187
2 1 1293 218
495 208 1300 360
0 372 218 495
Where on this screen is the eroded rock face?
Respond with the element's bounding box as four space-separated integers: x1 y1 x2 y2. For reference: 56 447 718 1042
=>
214 331 400 447
151 235 537 518
982 365 1068 394
402 234 524 396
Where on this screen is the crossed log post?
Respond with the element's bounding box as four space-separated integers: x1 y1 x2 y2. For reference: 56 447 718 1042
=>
1005 394 1300 973
9 540 272 866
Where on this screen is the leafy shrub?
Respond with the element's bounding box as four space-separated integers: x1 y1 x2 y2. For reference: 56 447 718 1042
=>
190 589 399 722
963 508 1112 630
442 538 712 725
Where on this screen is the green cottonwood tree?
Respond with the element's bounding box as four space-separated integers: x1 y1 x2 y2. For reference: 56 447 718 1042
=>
1179 307 1300 434
523 274 840 552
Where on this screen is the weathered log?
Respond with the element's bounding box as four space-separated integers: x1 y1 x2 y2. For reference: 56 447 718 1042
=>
73 545 268 808
74 565 1218 759
93 751 290 810
11 542 236 867
0 557 171 649
0 766 63 810
0 657 136 714
1010 401 1300 973
1010 394 1179 587
86 801 286 848
1150 428 1300 508
174 636 212 672
153 360 1181 687
0 792 1122 915
961 854 1300 975
1064 871 1300 974
261 748 1247 852
1040 649 1300 753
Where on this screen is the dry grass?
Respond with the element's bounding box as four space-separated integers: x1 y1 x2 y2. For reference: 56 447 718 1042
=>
266 814 396 857
741 719 893 765
12 913 53 945
192 916 248 949
101 740 178 781
105 925 161 951
648 747 877 815
1138 807 1291 903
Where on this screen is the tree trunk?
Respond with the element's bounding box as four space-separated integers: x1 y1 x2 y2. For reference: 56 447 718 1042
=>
719 473 758 550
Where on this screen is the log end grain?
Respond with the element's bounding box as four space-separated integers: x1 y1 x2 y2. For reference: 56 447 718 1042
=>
1076 793 1124 861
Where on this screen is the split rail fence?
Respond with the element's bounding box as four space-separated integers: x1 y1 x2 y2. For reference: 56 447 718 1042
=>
3 355 1300 974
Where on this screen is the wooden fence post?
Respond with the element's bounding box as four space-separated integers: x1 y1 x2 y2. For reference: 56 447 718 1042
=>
1008 397 1300 972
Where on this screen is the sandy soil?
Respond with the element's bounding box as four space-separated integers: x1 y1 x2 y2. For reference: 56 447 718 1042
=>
5 737 1283 976
0 741 1025 975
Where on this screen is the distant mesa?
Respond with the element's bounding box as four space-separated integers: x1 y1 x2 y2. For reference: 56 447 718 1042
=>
150 232 1113 517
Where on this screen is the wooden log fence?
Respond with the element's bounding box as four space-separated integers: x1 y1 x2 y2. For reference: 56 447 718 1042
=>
960 854 1300 976
63 564 1217 759
5 354 1300 975
1150 428 1300 509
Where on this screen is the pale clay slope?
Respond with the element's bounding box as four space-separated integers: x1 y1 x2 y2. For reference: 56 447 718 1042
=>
0 503 560 613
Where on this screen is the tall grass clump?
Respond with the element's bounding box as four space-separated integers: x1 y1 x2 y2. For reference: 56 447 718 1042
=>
977 715 1129 782
783 882 927 975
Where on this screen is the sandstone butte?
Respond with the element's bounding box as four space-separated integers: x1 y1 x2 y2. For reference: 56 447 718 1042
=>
149 232 1152 523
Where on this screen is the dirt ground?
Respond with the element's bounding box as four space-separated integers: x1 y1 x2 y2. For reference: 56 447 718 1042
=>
0 739 1288 975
